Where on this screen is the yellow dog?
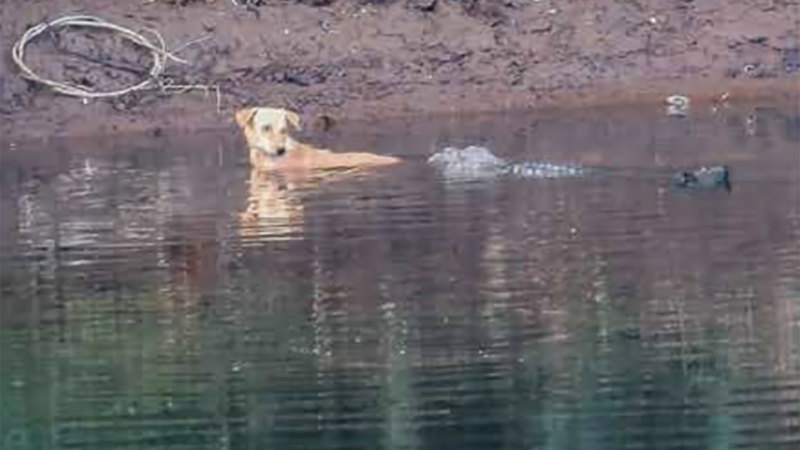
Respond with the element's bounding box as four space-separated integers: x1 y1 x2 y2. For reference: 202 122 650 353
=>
235 107 402 171
235 107 401 239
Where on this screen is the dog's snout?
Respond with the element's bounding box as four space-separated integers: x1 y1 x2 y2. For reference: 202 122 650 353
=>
276 147 287 157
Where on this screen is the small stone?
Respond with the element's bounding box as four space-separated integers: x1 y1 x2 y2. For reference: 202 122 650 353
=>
407 0 437 12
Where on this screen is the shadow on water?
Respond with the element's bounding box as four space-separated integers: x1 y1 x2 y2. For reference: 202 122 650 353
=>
1 105 799 450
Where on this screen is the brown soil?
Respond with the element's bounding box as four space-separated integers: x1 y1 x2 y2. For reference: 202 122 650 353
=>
1 0 799 142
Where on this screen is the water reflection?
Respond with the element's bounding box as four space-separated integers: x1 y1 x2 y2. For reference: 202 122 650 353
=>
238 160 398 244
238 169 306 243
1 106 799 450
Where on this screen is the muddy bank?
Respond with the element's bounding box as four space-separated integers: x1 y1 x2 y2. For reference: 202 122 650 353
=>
1 0 799 142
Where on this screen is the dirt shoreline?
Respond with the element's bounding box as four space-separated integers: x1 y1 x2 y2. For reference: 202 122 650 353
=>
1 0 799 142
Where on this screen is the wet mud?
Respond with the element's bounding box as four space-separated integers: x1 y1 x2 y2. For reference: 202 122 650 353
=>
1 0 799 141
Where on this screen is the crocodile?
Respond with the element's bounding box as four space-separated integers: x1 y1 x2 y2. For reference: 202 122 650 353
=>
427 146 731 191
427 146 586 180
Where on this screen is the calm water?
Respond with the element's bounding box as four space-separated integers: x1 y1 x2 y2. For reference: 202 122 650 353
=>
1 106 799 450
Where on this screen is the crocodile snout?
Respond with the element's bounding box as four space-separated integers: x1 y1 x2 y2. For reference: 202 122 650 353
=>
671 166 731 191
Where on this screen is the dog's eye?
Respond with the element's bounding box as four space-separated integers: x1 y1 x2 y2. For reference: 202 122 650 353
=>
262 125 272 133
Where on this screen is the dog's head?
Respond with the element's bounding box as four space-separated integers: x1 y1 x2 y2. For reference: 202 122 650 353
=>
235 107 302 158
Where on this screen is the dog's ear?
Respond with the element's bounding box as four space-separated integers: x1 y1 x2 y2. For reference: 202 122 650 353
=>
235 108 258 129
285 110 302 131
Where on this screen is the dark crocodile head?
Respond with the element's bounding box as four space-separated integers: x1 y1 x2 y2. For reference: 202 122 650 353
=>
671 166 731 192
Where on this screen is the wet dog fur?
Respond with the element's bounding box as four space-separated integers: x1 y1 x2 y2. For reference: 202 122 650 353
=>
235 107 402 172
